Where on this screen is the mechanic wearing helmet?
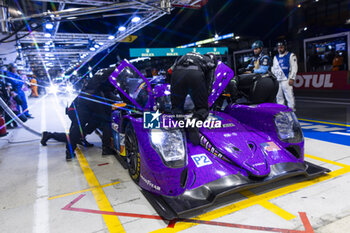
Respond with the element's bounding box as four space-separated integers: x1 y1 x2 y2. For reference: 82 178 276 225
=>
6 63 33 118
271 40 297 110
245 40 271 74
170 52 217 145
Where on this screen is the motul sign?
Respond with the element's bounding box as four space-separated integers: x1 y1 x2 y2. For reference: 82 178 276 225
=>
294 71 350 90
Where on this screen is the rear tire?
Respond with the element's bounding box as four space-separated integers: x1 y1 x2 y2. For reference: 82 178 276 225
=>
125 123 141 183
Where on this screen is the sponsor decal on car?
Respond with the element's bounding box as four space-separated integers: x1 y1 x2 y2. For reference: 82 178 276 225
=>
191 154 213 167
140 174 161 191
260 141 281 152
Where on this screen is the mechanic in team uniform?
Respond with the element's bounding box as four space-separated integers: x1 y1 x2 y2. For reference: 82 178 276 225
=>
225 41 277 105
40 96 94 148
6 63 33 118
271 40 298 110
65 68 120 160
242 40 271 74
170 52 217 145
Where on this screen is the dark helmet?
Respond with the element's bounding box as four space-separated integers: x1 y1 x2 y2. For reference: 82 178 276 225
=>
276 40 287 47
251 40 264 49
8 63 17 70
205 52 218 67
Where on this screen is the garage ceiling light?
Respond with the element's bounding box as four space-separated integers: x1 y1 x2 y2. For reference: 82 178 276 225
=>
108 35 115 40
44 33 51 38
132 16 141 23
45 22 54 30
118 26 126 32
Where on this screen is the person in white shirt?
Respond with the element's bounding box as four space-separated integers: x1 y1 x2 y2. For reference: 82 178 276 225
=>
272 41 298 110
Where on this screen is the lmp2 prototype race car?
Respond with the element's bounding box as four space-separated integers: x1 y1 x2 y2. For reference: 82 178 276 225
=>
107 60 330 219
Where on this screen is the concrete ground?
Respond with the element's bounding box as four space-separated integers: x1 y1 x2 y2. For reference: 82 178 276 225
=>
1 94 350 233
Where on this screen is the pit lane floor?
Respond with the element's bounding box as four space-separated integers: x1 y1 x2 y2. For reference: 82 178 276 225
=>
1 94 350 233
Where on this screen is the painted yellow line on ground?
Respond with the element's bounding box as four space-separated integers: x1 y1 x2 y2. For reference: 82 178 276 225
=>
305 154 350 168
150 155 350 233
48 181 120 200
298 118 350 127
240 190 296 221
76 148 125 233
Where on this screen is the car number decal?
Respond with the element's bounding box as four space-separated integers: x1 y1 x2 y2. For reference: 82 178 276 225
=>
191 154 212 167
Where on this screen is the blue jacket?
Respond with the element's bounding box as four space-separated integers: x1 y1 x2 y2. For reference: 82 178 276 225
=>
247 52 271 74
6 71 23 91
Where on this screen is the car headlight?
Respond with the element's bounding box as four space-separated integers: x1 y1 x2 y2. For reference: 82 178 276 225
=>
274 111 303 143
150 128 187 168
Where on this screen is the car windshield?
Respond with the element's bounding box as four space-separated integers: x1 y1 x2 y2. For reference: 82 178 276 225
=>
116 66 149 108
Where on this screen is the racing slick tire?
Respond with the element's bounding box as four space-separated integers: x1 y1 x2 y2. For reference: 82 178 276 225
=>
125 123 141 184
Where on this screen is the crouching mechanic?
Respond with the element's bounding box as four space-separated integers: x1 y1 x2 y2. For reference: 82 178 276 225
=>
65 67 120 160
272 40 298 110
170 52 217 145
40 97 94 147
241 40 271 74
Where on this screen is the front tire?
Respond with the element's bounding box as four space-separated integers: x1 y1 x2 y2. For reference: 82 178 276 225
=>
125 123 141 183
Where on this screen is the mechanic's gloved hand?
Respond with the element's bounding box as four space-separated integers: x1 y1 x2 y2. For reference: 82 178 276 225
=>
238 66 254 74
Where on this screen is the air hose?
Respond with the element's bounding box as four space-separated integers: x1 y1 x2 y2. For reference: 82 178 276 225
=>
0 97 41 137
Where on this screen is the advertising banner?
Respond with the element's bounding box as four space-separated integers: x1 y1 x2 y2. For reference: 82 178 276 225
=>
129 47 228 57
294 71 350 90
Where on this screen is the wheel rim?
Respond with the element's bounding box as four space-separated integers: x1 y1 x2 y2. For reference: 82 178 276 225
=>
126 128 139 176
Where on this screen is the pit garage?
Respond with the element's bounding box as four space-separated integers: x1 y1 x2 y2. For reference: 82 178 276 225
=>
1 1 350 233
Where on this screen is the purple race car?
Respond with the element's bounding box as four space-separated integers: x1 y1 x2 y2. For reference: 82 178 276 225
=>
108 60 329 219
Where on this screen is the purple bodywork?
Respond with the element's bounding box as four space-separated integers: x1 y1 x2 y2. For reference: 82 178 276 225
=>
109 60 329 219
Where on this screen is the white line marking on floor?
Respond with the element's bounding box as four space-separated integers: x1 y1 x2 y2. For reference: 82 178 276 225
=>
330 132 350 136
33 98 50 233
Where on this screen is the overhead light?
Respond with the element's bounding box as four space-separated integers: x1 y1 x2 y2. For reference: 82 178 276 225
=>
89 47 96 51
304 27 308 31
298 4 301 8
131 16 141 23
89 72 93 78
44 48 50 51
17 45 22 49
215 34 219 38
108 35 115 40
45 41 51 45
118 26 126 32
67 16 77 20
346 19 350 24
88 66 92 70
73 70 77 75
44 33 51 38
198 45 202 47
66 8 80 12
214 41 218 44
235 36 240 39
98 42 104 46
45 22 54 30
94 44 99 48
